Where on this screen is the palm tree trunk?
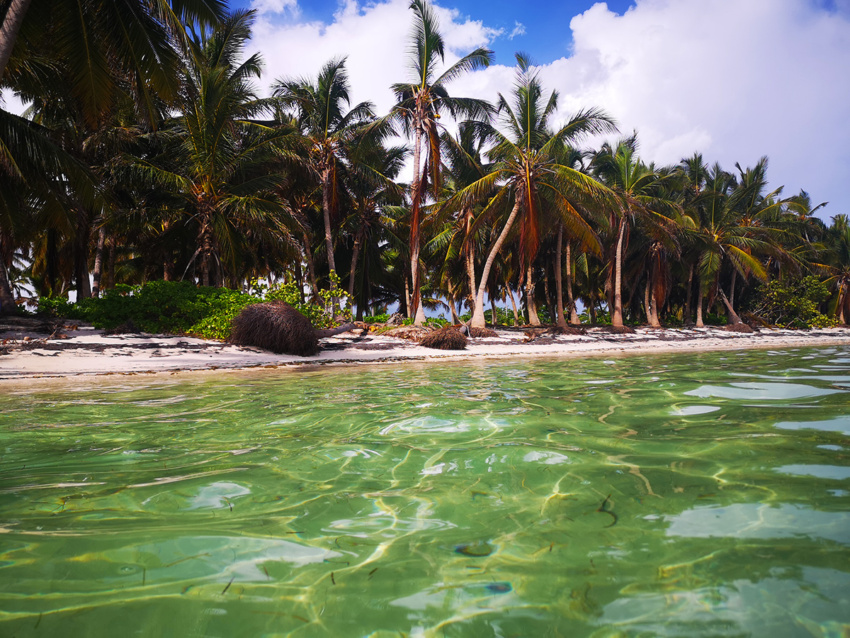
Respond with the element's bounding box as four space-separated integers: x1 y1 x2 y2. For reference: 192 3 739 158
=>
526 263 540 326
91 226 107 298
447 281 459 324
301 232 320 300
471 201 520 328
410 117 426 326
0 234 16 315
555 225 566 328
75 207 92 299
0 0 32 81
718 287 742 324
612 218 626 327
321 167 337 277
465 243 476 306
505 279 519 326
696 282 705 328
565 243 579 324
321 165 340 310
728 269 737 313
348 229 363 300
106 237 115 290
684 263 694 325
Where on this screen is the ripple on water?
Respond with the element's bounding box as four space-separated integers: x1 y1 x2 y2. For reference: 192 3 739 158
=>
665 503 850 544
776 465 850 481
775 415 850 436
684 382 844 400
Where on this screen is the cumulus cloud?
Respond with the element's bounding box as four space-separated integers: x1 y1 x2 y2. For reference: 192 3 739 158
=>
246 0 850 218
250 0 298 15
509 21 526 39
247 0 499 116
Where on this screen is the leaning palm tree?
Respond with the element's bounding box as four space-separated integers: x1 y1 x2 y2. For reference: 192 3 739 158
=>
273 58 375 294
391 0 494 325
130 11 292 287
445 54 616 329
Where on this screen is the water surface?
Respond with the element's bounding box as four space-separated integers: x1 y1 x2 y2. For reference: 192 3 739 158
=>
1 348 849 636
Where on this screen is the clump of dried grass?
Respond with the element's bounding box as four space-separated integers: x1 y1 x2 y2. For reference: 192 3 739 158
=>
420 327 468 350
230 302 319 356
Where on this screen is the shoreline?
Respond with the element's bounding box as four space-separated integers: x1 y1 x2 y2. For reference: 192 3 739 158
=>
3 322 850 384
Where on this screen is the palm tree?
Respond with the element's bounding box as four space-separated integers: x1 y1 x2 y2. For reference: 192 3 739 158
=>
131 10 291 287
445 54 615 329
591 137 679 327
689 162 780 326
391 0 493 325
273 57 375 300
1 0 225 115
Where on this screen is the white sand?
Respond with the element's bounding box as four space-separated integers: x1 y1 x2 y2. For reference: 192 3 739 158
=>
2 323 850 380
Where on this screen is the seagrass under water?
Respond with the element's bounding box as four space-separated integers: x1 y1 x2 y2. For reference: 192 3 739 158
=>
1 347 849 637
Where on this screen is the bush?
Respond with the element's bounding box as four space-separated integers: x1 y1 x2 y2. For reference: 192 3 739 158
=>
749 276 837 329
364 314 390 324
34 278 351 340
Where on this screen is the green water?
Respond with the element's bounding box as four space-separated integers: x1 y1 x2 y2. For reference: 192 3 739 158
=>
1 348 849 637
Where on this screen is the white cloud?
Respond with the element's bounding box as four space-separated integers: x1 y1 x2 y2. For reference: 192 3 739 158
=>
246 0 850 219
247 0 501 117
250 0 298 16
509 21 526 39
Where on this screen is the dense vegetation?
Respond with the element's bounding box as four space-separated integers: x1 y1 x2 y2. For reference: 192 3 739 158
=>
1 0 848 334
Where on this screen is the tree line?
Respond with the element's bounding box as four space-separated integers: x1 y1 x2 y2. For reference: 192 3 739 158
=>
1 0 848 330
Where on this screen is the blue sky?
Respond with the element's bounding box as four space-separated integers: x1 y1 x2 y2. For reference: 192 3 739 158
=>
228 0 850 221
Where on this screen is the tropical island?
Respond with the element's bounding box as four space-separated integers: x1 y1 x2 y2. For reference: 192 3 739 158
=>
1 3 849 636
0 0 848 378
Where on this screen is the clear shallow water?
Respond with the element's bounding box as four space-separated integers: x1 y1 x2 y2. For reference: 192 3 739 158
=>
0 348 849 637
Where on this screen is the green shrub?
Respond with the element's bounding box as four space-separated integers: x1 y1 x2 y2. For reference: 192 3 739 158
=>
749 276 837 329
424 317 449 328
34 278 351 340
363 314 390 324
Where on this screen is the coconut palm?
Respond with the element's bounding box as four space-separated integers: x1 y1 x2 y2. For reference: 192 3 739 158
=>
273 58 375 298
591 137 680 327
391 0 494 325
445 54 615 329
130 10 292 287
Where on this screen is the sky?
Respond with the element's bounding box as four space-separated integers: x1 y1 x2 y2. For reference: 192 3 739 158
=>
226 0 850 222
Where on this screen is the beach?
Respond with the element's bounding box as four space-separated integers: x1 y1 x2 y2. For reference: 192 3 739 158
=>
3 318 850 380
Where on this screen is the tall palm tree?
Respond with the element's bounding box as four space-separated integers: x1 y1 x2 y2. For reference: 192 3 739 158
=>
131 10 291 286
391 0 493 325
273 57 375 297
446 54 615 329
591 137 679 328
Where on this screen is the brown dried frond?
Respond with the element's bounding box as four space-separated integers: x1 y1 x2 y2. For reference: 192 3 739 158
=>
230 302 319 356
468 326 497 338
420 327 468 350
723 322 755 333
547 326 587 336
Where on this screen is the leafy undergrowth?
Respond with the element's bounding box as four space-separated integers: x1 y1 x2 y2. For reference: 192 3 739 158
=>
37 279 350 340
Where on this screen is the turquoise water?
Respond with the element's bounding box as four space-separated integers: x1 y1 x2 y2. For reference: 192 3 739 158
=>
1 347 849 637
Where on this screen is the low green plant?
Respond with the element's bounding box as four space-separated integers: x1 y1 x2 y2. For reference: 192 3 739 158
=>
363 314 390 324
424 317 449 328
35 277 352 340
749 276 837 329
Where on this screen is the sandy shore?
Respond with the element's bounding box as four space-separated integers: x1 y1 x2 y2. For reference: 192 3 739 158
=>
2 319 850 380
